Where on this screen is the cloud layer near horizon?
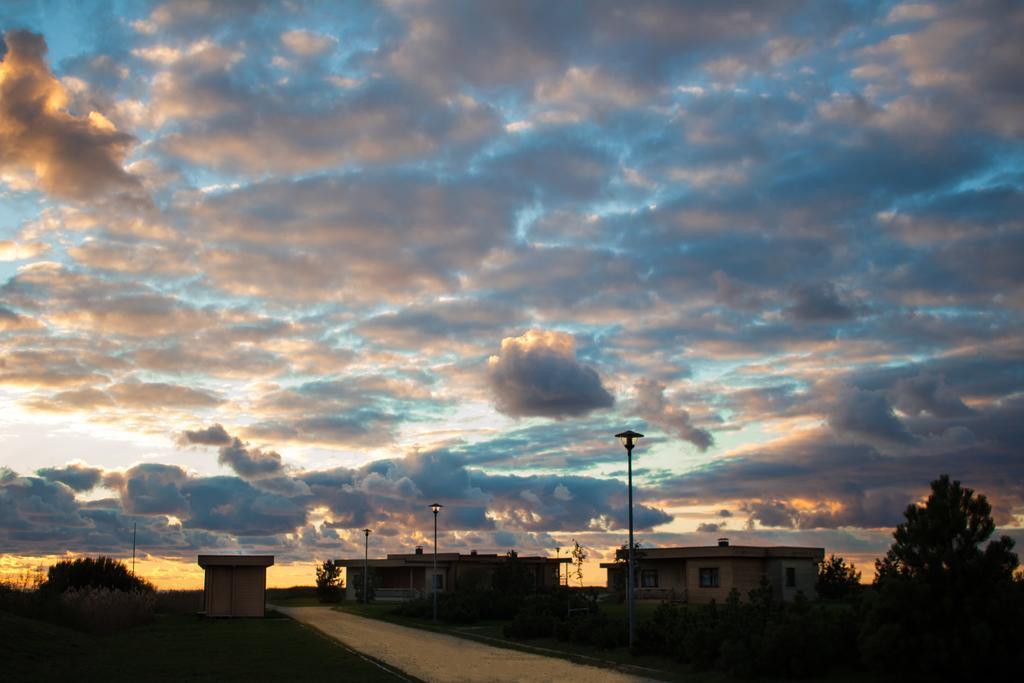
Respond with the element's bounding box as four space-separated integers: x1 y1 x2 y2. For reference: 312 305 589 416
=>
0 1 1022 574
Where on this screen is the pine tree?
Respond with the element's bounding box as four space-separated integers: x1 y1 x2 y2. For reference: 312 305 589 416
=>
862 474 1022 676
816 554 861 599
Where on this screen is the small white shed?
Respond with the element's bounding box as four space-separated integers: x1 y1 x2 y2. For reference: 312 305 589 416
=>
198 555 274 617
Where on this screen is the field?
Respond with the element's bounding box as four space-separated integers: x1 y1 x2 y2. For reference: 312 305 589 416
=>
1 608 405 682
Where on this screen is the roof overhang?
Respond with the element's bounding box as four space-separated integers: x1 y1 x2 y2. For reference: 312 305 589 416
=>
198 555 275 568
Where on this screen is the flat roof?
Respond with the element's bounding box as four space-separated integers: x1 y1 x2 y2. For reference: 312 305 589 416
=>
198 554 275 568
599 545 824 567
335 552 570 567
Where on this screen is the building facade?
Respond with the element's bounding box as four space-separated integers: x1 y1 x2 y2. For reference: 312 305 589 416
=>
198 554 274 617
600 540 823 603
336 548 568 601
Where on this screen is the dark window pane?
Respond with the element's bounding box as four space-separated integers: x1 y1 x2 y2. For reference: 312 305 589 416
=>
699 568 719 587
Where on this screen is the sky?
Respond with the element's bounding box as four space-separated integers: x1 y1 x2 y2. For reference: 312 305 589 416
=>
0 0 1021 589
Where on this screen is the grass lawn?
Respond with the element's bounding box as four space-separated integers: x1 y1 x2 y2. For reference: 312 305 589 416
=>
265 586 324 607
1 608 406 682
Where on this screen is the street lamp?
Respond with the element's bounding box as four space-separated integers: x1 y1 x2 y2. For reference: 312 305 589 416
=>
362 528 372 605
615 429 644 649
430 503 443 622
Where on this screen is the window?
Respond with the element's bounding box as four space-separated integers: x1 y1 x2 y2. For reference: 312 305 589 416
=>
699 568 719 588
641 570 658 588
785 567 796 588
433 573 444 590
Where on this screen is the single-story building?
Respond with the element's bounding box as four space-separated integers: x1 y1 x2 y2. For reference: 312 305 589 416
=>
336 548 568 601
600 539 823 603
198 554 274 617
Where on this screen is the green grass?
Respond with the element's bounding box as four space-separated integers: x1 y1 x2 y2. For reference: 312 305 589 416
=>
265 586 324 607
267 595 325 607
1 608 406 682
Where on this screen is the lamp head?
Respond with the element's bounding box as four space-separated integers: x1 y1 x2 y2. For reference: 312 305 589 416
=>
615 430 644 449
363 528 372 535
430 502 443 514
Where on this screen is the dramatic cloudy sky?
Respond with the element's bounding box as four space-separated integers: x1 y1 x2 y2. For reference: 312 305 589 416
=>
1 0 1021 587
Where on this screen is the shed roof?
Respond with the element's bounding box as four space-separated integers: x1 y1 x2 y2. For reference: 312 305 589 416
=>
198 554 275 568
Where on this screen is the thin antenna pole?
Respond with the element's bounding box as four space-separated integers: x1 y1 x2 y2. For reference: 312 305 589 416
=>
132 523 137 575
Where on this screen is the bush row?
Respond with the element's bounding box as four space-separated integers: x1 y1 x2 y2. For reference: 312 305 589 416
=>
392 589 529 622
0 556 198 634
496 581 861 677
633 589 861 678
0 582 157 634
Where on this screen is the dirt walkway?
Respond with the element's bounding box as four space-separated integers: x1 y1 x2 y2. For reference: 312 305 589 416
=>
276 606 656 683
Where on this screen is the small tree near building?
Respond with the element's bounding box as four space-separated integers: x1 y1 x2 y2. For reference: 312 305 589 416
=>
816 554 861 599
570 539 587 588
609 541 644 598
492 549 534 597
315 560 343 603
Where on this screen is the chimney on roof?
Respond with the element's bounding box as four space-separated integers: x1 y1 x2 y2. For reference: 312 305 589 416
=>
718 538 730 547
415 546 423 555
470 549 477 556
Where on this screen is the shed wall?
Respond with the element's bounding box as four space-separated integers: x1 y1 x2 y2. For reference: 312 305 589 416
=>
204 565 266 617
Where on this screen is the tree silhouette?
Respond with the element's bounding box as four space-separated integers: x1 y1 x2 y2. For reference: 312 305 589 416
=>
816 554 861 599
492 549 534 596
39 556 153 595
875 474 1017 584
862 474 1022 676
315 560 343 602
570 539 587 588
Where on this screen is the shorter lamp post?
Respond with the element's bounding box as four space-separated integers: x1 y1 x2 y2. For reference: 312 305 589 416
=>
430 503 443 622
362 528 372 604
615 429 644 649
555 547 561 587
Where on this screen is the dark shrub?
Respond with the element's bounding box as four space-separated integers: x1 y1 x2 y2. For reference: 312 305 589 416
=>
556 610 626 649
630 586 860 678
392 597 433 619
438 590 482 623
503 593 565 639
479 590 521 620
39 556 153 596
503 612 554 639
391 591 484 623
0 580 39 618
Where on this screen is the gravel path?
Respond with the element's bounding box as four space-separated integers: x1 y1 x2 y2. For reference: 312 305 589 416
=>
276 606 657 683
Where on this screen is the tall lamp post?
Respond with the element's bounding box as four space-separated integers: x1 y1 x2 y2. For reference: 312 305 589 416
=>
362 528 372 605
430 503 443 622
615 430 644 649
